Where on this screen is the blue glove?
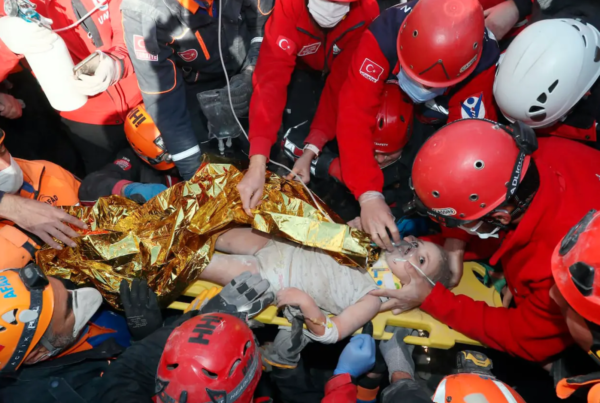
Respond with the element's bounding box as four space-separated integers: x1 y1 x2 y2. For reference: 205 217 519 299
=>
334 334 376 377
122 182 167 203
396 216 430 238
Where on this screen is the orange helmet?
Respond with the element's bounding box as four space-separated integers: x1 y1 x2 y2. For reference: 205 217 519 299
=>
0 264 54 373
552 210 600 326
432 373 526 403
125 104 175 171
373 82 414 154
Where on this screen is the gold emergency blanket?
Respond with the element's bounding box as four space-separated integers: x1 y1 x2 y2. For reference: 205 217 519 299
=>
36 159 374 308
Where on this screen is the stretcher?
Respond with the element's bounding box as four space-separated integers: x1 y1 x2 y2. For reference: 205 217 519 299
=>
169 260 501 350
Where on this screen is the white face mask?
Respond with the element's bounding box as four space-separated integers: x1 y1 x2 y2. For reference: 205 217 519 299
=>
0 155 24 194
71 287 103 337
397 69 446 104
34 287 103 363
307 0 349 28
458 221 501 239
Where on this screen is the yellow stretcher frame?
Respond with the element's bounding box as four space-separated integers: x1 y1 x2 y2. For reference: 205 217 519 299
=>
169 261 501 350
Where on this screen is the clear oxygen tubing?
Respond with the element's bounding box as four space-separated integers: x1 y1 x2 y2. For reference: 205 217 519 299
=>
215 0 332 222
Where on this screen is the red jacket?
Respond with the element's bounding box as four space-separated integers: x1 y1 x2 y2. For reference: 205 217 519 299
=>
336 2 499 199
322 374 357 403
0 0 141 125
248 0 379 157
421 137 600 362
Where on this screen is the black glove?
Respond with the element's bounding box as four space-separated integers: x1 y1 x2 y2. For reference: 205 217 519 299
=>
120 279 163 341
199 271 274 322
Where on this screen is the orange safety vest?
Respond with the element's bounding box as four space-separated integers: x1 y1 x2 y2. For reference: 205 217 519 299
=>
0 159 80 269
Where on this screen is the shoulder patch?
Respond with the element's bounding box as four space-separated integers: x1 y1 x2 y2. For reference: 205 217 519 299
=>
114 158 132 171
359 58 384 83
298 42 321 57
276 35 297 56
461 93 486 119
178 49 198 62
133 35 158 61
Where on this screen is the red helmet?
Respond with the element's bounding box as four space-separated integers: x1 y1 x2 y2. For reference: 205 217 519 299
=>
373 82 414 154
432 373 526 403
154 313 261 403
551 210 600 325
412 119 534 225
397 0 485 87
125 104 175 171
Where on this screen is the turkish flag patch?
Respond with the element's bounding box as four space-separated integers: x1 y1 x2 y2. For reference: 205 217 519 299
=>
133 34 158 61
178 49 198 62
359 58 384 83
276 35 297 56
298 42 321 57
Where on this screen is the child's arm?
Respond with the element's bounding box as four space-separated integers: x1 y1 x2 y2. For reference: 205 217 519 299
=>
277 288 382 341
331 295 381 340
277 287 327 335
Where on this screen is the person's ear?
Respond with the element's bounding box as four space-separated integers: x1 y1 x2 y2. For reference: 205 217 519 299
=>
491 210 511 226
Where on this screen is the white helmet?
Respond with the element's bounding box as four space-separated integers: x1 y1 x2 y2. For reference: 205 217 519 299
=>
494 19 600 128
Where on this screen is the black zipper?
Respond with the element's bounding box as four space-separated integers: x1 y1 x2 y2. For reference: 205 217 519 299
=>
324 21 365 76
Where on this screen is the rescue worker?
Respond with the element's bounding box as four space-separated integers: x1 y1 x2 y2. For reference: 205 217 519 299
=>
494 18 600 145
0 128 86 259
79 104 179 205
120 0 274 182
237 0 379 215
378 329 526 403
0 263 130 403
370 118 600 362
0 269 271 402
284 82 420 219
550 210 600 403
334 0 500 251
0 0 143 175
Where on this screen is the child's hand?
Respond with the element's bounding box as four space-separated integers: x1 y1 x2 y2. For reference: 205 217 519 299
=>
277 287 311 308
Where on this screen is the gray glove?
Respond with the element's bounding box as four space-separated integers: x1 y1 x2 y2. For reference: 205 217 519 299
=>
224 69 253 117
199 271 274 322
379 326 416 381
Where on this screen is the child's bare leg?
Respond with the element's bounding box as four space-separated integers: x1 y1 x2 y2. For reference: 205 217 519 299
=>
200 254 260 285
215 228 270 255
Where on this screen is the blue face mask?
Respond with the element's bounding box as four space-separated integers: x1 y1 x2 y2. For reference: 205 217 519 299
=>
397 69 447 104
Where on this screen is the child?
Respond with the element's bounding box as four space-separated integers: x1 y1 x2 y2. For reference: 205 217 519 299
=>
200 228 451 369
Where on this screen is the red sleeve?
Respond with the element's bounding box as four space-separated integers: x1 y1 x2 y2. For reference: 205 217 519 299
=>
248 3 300 157
440 226 471 243
447 65 497 123
106 0 135 80
307 29 362 150
336 31 389 199
421 282 573 362
0 41 22 82
538 122 597 143
322 374 357 403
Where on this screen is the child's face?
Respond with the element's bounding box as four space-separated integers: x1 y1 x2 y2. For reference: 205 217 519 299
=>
385 236 444 285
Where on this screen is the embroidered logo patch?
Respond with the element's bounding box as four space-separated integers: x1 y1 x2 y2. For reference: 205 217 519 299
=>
277 35 297 56
114 158 132 171
298 42 321 57
178 49 198 62
461 93 486 119
133 35 158 61
359 58 384 83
